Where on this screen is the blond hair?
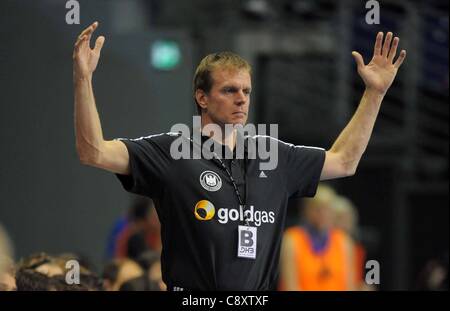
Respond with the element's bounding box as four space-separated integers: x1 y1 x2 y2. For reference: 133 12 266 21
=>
304 184 337 207
333 195 359 233
193 51 252 114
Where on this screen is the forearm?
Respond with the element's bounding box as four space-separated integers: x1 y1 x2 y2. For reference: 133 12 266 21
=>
74 75 105 164
329 89 384 173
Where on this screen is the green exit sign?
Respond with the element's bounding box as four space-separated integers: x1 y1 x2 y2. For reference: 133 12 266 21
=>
151 40 181 71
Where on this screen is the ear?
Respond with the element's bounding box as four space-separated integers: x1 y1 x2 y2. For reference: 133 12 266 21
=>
195 89 208 110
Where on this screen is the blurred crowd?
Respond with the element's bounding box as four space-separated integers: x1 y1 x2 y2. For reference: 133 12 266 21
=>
278 184 449 291
0 187 448 291
0 197 165 291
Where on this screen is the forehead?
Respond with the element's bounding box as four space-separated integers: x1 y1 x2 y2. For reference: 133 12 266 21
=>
210 68 251 88
308 200 332 210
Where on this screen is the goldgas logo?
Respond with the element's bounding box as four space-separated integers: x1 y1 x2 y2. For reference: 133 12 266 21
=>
194 200 216 220
194 202 275 227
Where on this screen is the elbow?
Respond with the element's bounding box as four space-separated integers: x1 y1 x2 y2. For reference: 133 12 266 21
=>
76 144 102 167
78 154 96 166
77 150 96 166
345 164 357 177
339 156 358 177
339 153 360 177
346 168 357 177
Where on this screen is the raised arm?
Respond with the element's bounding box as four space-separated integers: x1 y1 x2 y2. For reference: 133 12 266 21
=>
321 32 406 181
73 21 129 175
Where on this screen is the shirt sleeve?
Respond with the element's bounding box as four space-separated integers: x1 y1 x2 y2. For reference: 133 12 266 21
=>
281 141 326 198
115 134 173 198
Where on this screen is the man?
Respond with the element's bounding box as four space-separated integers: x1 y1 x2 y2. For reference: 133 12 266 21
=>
73 21 406 290
332 194 368 290
279 184 356 291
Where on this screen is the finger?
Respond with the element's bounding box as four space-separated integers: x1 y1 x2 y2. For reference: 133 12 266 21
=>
74 35 88 53
74 31 87 47
78 21 98 39
74 34 87 47
374 32 383 56
76 22 98 47
94 36 105 55
85 22 99 49
388 37 399 62
394 50 406 69
352 51 365 69
74 22 97 47
382 32 393 57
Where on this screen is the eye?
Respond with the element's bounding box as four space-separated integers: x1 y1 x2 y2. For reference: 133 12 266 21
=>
222 87 236 94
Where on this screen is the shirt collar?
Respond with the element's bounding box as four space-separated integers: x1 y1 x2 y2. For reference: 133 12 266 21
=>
192 126 250 154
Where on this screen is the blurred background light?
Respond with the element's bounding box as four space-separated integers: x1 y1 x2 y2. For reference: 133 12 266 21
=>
150 40 181 71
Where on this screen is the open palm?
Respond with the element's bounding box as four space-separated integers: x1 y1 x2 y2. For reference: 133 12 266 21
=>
352 32 406 95
73 22 105 80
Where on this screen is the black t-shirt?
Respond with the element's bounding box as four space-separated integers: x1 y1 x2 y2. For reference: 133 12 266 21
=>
116 132 325 290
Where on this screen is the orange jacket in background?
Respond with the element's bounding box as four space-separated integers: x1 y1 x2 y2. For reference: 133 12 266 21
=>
280 226 352 291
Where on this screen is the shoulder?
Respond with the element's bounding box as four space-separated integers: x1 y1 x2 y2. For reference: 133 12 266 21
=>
117 131 183 145
284 225 304 237
115 132 186 157
330 228 351 243
244 135 288 150
245 135 324 153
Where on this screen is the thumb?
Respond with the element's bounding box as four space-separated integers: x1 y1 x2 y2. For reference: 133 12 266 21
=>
94 36 105 54
352 51 365 69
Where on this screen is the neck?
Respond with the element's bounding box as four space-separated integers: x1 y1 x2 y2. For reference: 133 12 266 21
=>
201 115 237 150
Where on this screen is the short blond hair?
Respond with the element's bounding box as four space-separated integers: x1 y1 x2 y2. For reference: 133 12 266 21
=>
193 52 252 114
333 195 358 231
304 184 337 207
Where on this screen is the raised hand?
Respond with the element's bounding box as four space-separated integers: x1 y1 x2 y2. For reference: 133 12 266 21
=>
73 21 105 81
352 32 406 95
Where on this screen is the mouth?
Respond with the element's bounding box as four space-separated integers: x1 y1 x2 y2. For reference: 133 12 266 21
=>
232 112 247 117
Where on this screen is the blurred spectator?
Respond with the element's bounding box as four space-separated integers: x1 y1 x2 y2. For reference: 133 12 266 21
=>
0 258 16 291
17 252 64 277
118 250 166 291
0 224 16 291
279 184 356 290
333 195 371 290
102 258 143 291
415 252 449 291
119 275 156 291
107 196 161 260
136 250 166 291
57 252 97 275
16 252 102 291
15 269 88 291
15 269 56 291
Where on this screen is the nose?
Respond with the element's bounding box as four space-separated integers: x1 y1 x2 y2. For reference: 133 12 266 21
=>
235 90 247 106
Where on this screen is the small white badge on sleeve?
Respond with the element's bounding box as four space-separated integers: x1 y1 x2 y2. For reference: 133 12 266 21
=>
237 225 257 259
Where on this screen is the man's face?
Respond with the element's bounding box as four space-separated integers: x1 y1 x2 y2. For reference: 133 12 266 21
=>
198 68 251 126
305 201 334 232
335 210 355 234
